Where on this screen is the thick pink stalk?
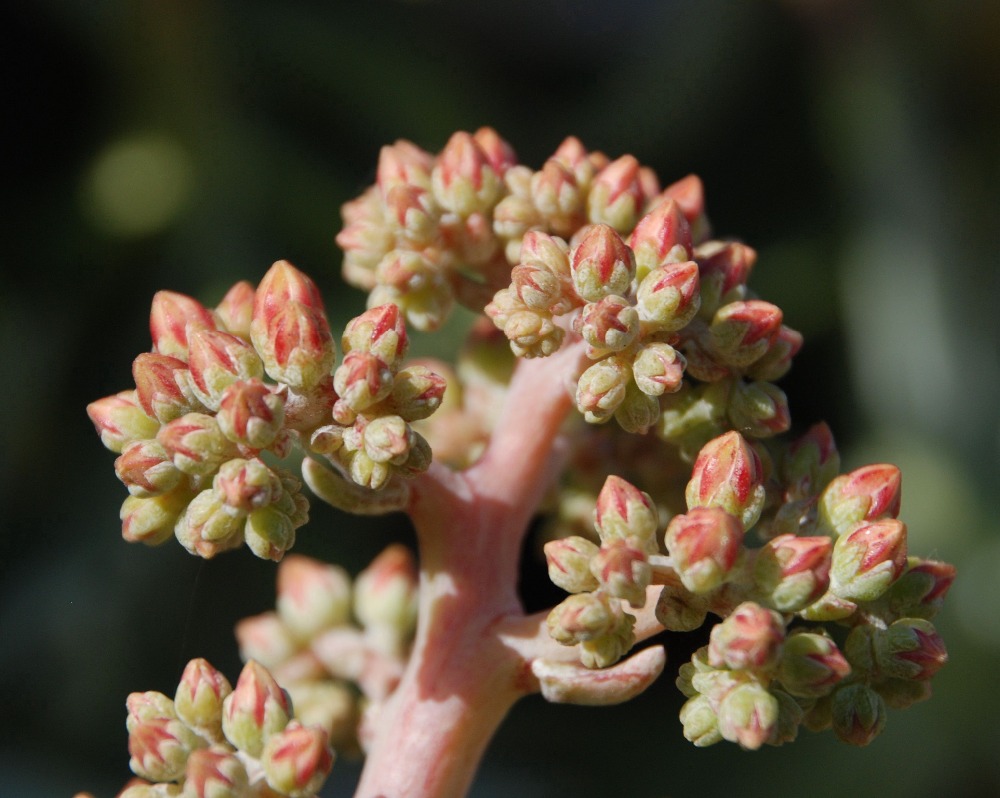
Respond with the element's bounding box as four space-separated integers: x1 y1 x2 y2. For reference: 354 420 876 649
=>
353 342 586 798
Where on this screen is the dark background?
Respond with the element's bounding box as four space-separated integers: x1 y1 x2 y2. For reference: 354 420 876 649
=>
3 1 1000 796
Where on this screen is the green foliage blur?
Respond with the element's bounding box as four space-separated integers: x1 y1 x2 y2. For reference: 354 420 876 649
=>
2 1 999 796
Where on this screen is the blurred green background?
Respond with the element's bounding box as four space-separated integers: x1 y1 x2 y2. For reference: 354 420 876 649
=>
3 0 999 796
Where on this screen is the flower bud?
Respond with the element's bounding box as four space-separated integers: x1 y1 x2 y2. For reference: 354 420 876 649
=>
149 290 216 360
587 155 643 232
212 458 283 513
377 139 434 194
126 691 205 782
492 194 541 252
629 199 693 278
233 612 297 670
831 683 886 746
431 131 502 216
883 557 956 619
830 518 908 602
120 782 180 798
632 341 685 397
665 507 744 594
576 295 640 355
875 618 947 681
384 184 435 244
174 659 233 738
133 353 200 424
390 364 447 422
519 229 572 277
473 126 518 175
531 159 583 230
685 431 766 530
215 379 285 450
570 224 635 302
590 539 651 608
511 262 564 313
276 555 353 641
334 351 394 412
697 242 755 313
819 463 902 536
708 602 785 673
716 681 779 750
120 487 191 546
214 280 255 339
342 304 409 366
777 632 851 698
286 682 358 750
256 302 336 391
88 390 161 453
547 592 623 645
187 328 263 410
261 721 334 798
221 660 292 757
575 355 630 423
253 260 327 327
654 583 709 632
709 300 783 368
115 439 182 497
174 490 244 558
353 544 419 645
782 422 840 501
371 249 453 332
727 380 791 439
753 534 832 612
503 308 564 358
244 505 297 562
661 174 707 238
679 695 722 747
544 536 600 594
579 611 635 669
635 260 701 331
593 475 659 551
361 414 413 465
744 324 803 382
182 747 250 798
613 381 660 434
157 413 237 477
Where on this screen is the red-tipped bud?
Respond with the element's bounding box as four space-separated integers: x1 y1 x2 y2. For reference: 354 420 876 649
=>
276 555 352 641
115 439 182 497
214 280 255 339
716 681 779 751
635 260 701 331
183 747 250 798
221 660 293 757
187 328 263 409
383 184 435 243
342 303 409 366
587 155 643 232
334 351 394 412
376 139 434 194
697 242 756 311
547 592 623 645
254 302 336 391
252 259 327 330
594 475 659 550
686 431 766 530
157 413 237 477
551 136 600 187
665 507 744 594
212 458 283 513
216 378 285 450
531 159 583 230
473 126 518 176
511 262 564 313
126 691 205 782
519 230 572 275
778 632 851 699
782 422 840 501
754 534 832 612
832 683 886 746
575 355 630 423
133 353 199 423
876 618 947 681
708 602 785 673
233 612 298 670
575 295 640 354
261 721 334 797
174 658 233 736
544 536 601 594
886 558 956 618
820 463 902 536
830 519 908 602
120 486 191 546
391 364 447 422
431 131 502 216
745 324 803 382
354 544 419 653
87 390 160 453
570 224 636 302
661 174 706 230
709 300 783 368
632 342 685 397
590 539 651 607
727 380 791 439
149 290 216 359
629 199 694 278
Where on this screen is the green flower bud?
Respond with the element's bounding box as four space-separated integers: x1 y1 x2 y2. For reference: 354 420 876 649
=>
575 355 630 423
830 519 908 602
221 661 292 758
875 618 947 681
244 505 296 562
570 224 635 302
680 695 722 747
778 632 851 699
831 683 886 747
632 342 685 397
579 611 635 669
157 413 238 478
262 721 335 798
174 659 232 740
115 440 182 498
120 487 192 546
548 592 623 646
717 681 779 750
654 583 708 632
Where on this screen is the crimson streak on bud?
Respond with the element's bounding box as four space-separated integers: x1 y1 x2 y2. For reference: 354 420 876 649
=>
778 633 851 699
214 280 255 338
708 602 785 673
221 660 292 757
187 328 263 409
342 303 409 366
174 658 233 736
590 539 651 607
782 422 840 501
830 519 908 602
635 260 701 331
709 300 783 368
594 475 659 550
115 440 181 497
133 353 197 423
431 131 502 216
183 747 250 798
820 463 902 536
216 378 285 450
87 390 160 453
876 619 948 681
570 224 636 302
629 199 693 278
754 534 832 612
665 507 744 594
588 154 643 232
149 290 216 359
685 430 766 530
544 536 601 594
262 721 335 797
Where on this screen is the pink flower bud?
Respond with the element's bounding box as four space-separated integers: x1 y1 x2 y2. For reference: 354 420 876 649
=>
174 658 233 736
214 280 255 339
473 126 518 176
876 618 947 681
531 159 583 230
754 534 832 612
215 378 285 450
133 353 199 423
686 431 766 530
660 174 706 230
276 555 353 641
590 539 651 607
716 681 779 751
87 390 160 454
709 300 783 368
221 660 293 757
377 139 434 194
570 224 636 302
186 328 263 410
183 747 249 798
819 463 902 536
383 184 435 243
261 721 334 798
629 199 694 277
830 518 908 602
575 295 640 354
212 458 283 513
594 475 659 549
778 632 851 699
544 536 601 594
782 422 840 501
255 302 336 391
511 262 564 312
710 601 785 674
551 136 601 187
337 210 393 291
519 230 572 277
697 242 756 310
353 544 419 650
342 303 409 366
575 355 630 423
126 691 205 782
390 364 447 422
745 324 803 382
120 488 191 546
431 131 502 216
149 290 216 360
665 507 744 594
334 351 394 413
727 379 791 439
157 413 237 477
831 683 886 746
115 439 182 497
635 260 701 330
233 612 298 670
632 342 685 397
547 592 623 645
587 155 643 232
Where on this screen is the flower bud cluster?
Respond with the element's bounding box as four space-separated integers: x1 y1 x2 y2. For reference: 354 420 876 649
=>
121 658 333 798
307 303 445 490
234 547 419 755
87 262 328 560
